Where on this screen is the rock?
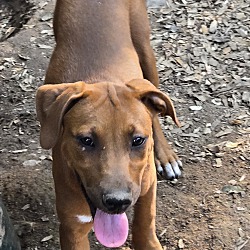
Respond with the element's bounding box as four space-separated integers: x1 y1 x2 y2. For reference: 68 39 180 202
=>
209 20 218 33
23 160 41 167
0 198 21 250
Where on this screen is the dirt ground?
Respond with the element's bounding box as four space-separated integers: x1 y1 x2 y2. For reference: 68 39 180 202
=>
0 0 249 249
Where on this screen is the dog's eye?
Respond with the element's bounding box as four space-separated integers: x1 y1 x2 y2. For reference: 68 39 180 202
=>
78 136 95 148
132 136 146 147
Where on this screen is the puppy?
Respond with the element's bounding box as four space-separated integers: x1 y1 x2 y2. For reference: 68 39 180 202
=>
36 0 181 249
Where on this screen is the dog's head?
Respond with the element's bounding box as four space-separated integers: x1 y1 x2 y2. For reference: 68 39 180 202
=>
36 80 179 214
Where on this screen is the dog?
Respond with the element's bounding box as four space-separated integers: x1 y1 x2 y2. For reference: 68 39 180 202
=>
36 0 182 249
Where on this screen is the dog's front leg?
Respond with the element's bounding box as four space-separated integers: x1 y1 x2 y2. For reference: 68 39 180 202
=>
59 219 92 250
152 116 182 180
132 179 162 250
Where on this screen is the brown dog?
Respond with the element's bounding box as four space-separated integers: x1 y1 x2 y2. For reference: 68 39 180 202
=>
36 0 182 249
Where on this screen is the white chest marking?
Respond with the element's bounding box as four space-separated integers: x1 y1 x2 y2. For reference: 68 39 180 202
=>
77 215 93 224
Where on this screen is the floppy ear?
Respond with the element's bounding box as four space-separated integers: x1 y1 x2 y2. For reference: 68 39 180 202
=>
126 79 180 127
36 81 89 149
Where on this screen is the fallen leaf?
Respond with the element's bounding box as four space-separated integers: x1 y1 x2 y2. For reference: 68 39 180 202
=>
237 28 248 37
18 54 30 60
238 228 245 237
37 44 53 49
222 185 244 194
229 119 244 125
159 229 167 237
206 144 220 154
41 235 53 242
21 204 30 211
239 174 246 182
11 149 28 154
215 128 233 138
40 13 53 22
225 141 243 149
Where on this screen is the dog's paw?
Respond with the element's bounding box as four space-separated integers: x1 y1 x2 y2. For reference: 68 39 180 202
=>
155 150 182 180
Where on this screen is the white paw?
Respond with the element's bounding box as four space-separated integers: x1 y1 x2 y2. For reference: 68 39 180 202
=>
156 160 182 180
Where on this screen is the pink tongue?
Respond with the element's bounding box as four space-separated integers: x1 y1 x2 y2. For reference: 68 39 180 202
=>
93 209 128 248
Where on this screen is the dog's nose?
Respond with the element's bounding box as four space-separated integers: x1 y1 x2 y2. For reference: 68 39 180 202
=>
102 191 132 213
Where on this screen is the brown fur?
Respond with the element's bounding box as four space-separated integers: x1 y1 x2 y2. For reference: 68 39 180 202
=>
36 0 179 249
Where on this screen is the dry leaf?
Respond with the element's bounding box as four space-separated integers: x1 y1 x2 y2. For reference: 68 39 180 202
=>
40 13 53 22
38 44 53 49
222 185 245 194
21 204 30 210
239 174 246 182
215 129 233 138
229 119 244 125
41 235 53 242
225 141 243 149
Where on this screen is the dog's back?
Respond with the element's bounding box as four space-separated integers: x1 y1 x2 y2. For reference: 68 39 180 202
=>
45 0 143 84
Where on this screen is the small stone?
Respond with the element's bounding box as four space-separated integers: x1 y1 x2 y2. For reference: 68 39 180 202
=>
237 28 248 37
236 207 245 211
40 13 53 22
228 180 237 185
228 42 237 51
209 20 218 33
41 215 49 222
239 174 246 182
201 24 209 34
235 13 245 20
242 92 250 103
223 47 231 54
208 58 219 67
214 158 222 168
215 152 224 158
203 127 211 134
178 239 185 249
23 160 40 167
189 106 203 111
0 199 21 249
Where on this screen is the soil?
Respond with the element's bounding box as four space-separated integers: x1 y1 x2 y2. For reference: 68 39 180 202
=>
0 0 249 249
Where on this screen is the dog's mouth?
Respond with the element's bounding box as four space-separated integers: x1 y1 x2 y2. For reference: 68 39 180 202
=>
75 172 129 248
